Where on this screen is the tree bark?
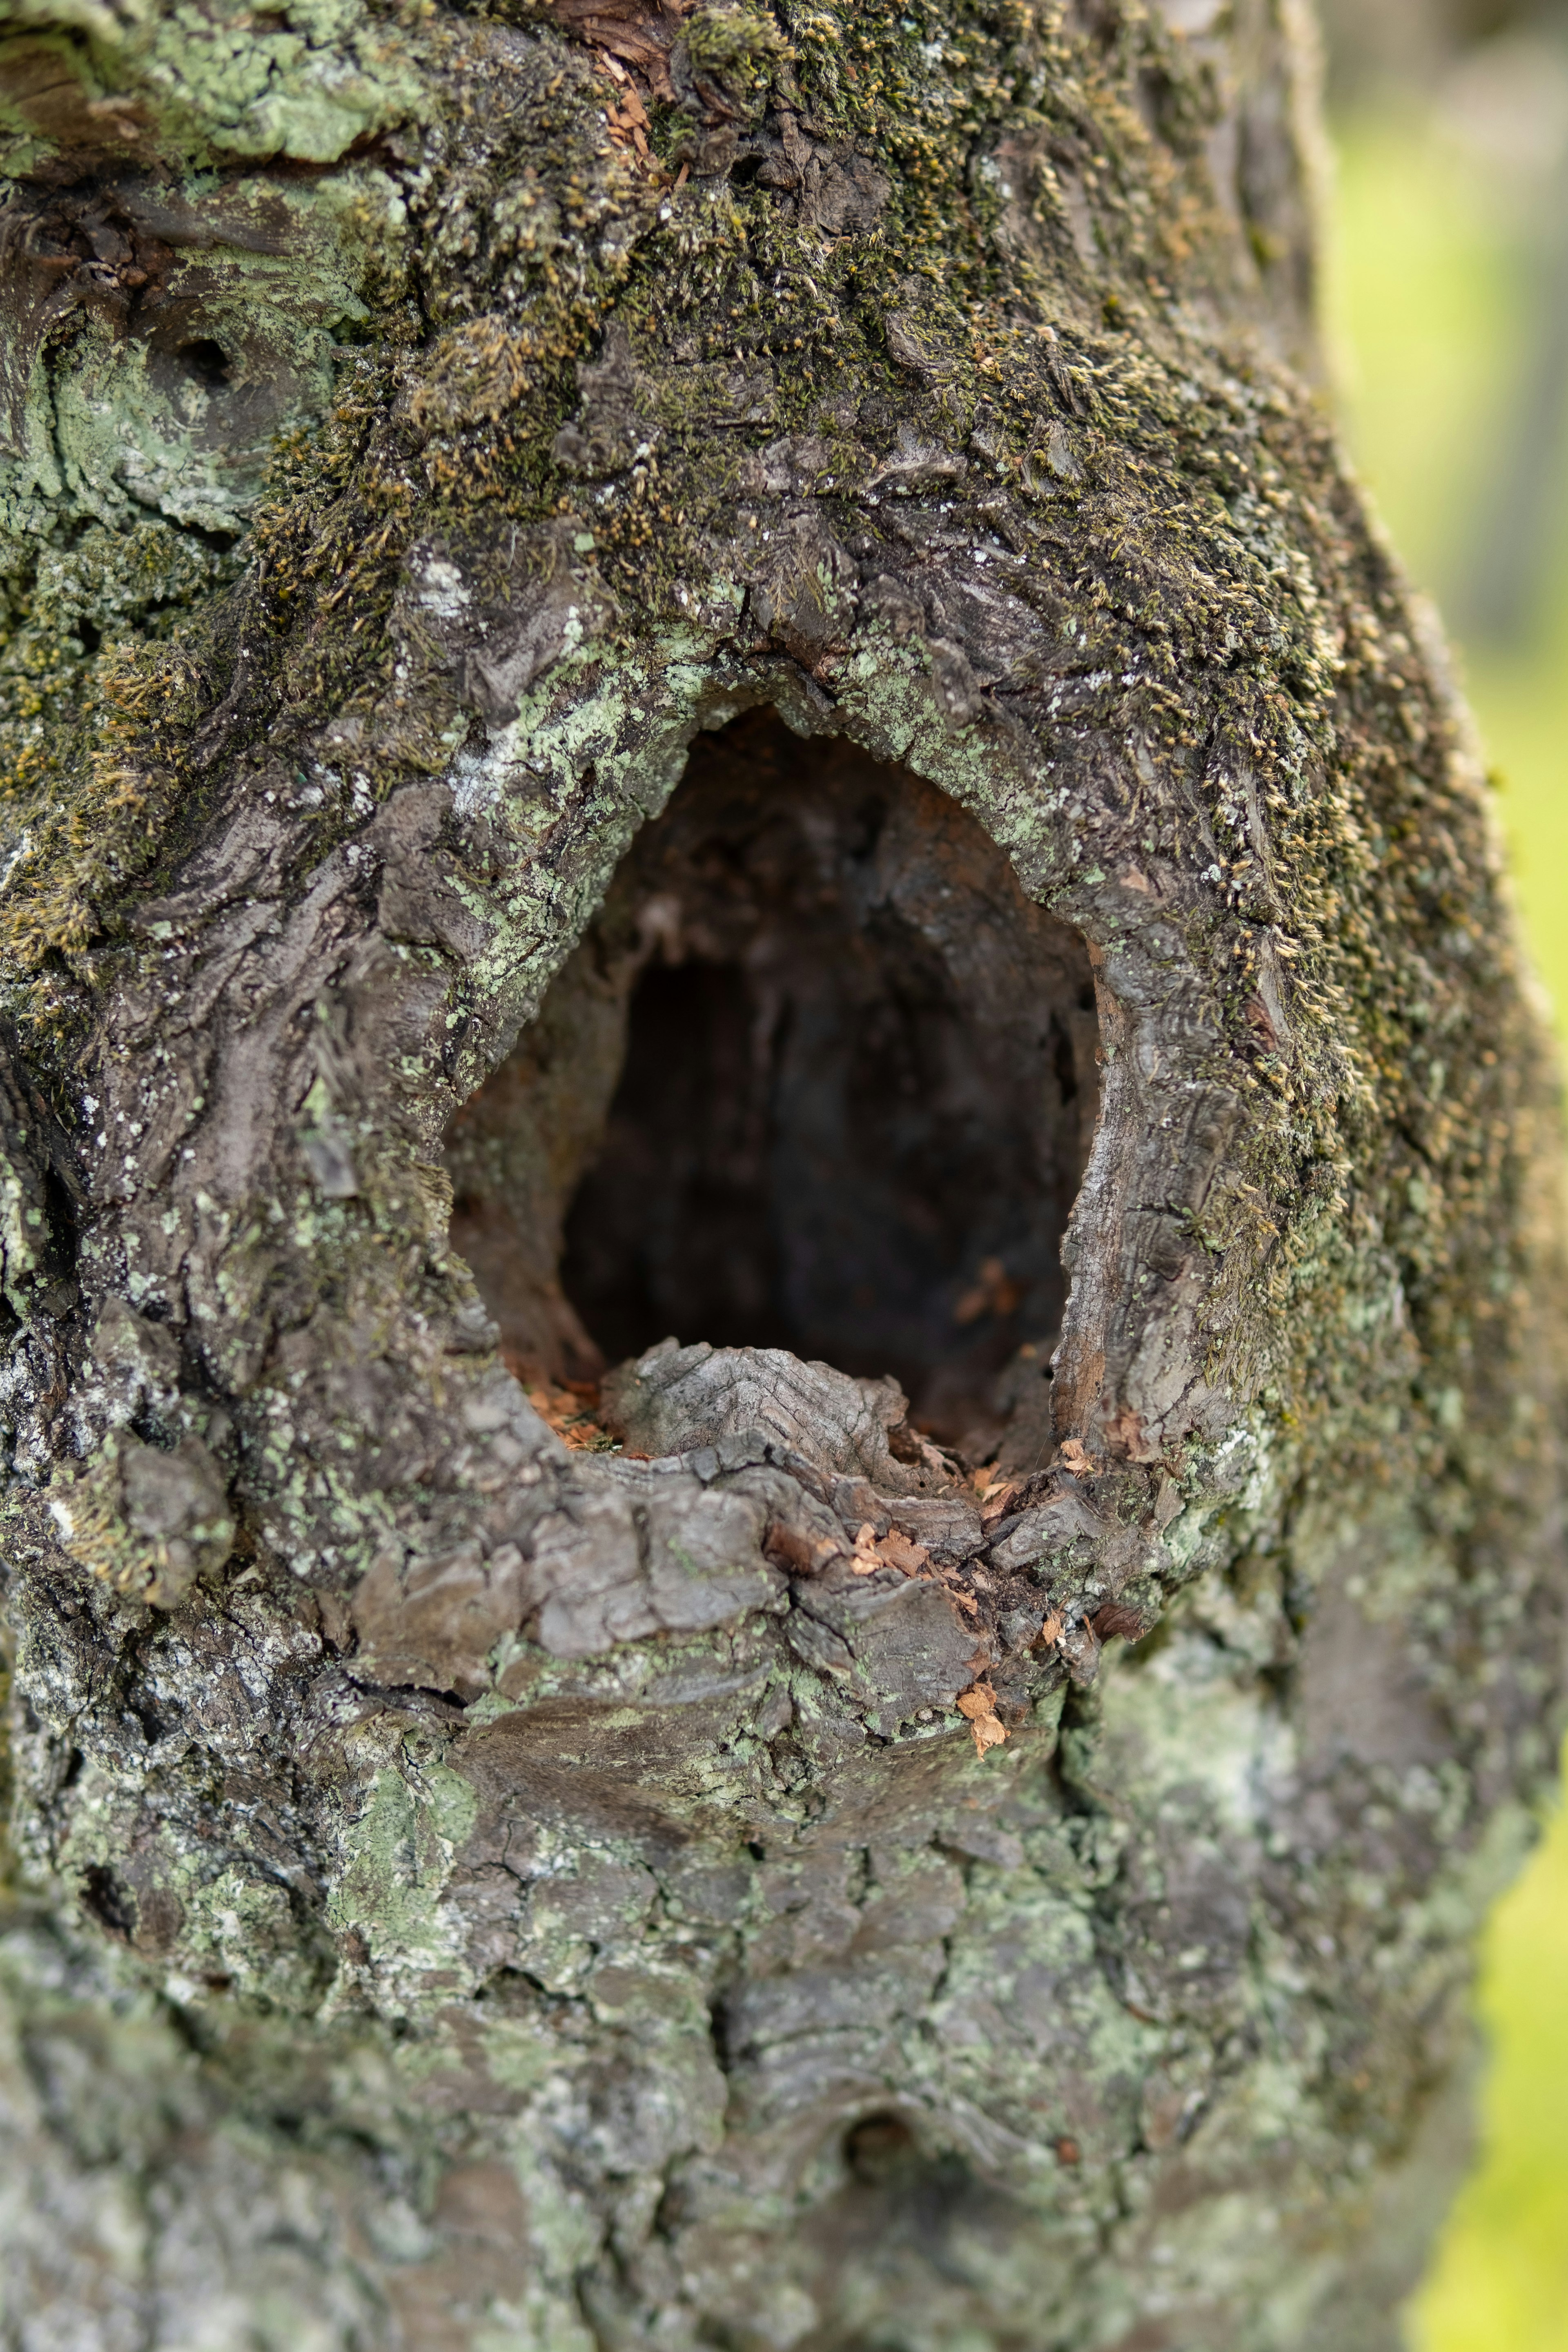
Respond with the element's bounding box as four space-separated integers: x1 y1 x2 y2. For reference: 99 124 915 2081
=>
0 4 1564 2348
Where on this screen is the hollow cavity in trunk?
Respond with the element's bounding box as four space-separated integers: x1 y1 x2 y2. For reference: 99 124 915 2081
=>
445 710 1099 1457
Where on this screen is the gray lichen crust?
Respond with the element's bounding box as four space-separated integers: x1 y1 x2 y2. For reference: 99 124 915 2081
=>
0 3 1564 2348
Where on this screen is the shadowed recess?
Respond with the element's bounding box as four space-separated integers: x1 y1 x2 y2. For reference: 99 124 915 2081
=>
445 710 1100 1452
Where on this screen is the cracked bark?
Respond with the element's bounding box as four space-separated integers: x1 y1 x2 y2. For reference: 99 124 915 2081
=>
0 4 1564 2350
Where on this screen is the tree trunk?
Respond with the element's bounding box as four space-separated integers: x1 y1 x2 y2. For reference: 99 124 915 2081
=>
0 4 1563 2347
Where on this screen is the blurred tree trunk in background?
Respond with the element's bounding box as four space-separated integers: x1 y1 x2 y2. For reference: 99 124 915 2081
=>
0 5 1564 2350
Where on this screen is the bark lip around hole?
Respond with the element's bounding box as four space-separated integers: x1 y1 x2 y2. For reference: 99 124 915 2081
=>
444 710 1100 1464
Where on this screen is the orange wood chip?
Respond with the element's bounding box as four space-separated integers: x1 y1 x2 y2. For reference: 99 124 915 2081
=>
876 1529 931 1577
851 1521 883 1575
956 1681 1009 1756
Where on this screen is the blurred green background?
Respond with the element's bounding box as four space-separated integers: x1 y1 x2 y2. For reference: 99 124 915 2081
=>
1319 0 1568 2342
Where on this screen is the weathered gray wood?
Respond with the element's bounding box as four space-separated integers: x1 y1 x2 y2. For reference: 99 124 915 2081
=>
0 4 1563 2348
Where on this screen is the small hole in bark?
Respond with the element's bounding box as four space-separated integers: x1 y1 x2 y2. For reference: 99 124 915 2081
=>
176 336 232 389
80 1862 136 1941
844 2112 917 2183
445 711 1099 1455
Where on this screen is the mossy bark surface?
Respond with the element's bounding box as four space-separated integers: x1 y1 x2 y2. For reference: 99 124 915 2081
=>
0 4 1564 2348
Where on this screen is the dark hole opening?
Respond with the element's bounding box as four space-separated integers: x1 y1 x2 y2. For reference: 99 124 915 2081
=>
176 336 232 390
564 957 785 1361
843 2112 918 2185
79 1862 135 1942
445 711 1099 1456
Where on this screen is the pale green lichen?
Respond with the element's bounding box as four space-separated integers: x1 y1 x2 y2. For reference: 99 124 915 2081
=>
0 0 428 174
327 1752 479 2003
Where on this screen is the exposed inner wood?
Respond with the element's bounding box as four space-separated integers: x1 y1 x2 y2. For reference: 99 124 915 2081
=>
445 709 1100 1458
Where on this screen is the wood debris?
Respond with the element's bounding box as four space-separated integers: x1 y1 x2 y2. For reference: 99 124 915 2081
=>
603 79 657 167
524 1381 617 1451
978 1477 1020 1526
850 1521 883 1574
956 1679 1009 1757
547 0 693 100
850 1522 933 1578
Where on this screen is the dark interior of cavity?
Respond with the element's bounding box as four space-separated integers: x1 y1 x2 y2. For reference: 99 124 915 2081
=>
444 710 1099 1455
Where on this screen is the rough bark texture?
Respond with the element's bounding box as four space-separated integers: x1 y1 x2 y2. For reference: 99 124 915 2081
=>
0 3 1564 2348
